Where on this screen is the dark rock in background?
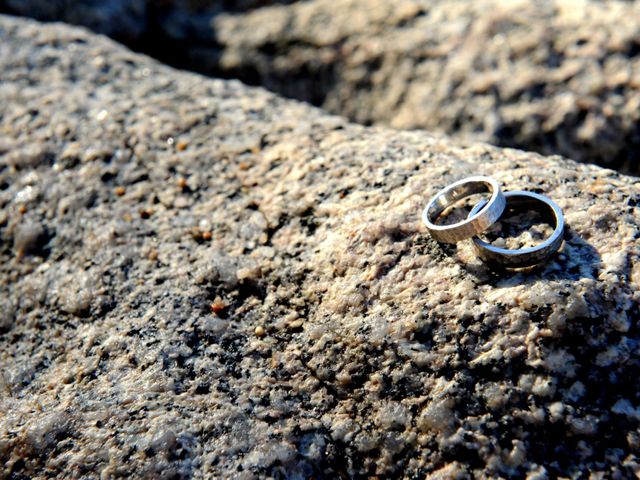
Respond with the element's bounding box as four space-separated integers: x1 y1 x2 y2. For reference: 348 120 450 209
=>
1 15 639 479
2 0 640 174
213 0 640 174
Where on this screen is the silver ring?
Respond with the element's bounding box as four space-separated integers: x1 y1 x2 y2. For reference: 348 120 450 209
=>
468 191 565 268
422 176 506 243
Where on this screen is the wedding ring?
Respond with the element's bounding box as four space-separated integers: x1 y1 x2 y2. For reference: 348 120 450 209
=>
422 176 505 243
468 191 565 268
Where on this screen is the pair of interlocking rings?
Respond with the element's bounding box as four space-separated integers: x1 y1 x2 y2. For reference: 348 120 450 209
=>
421 176 565 268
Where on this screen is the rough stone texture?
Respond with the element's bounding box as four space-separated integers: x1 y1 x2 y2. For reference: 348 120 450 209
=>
3 0 640 175
213 0 640 174
1 15 640 479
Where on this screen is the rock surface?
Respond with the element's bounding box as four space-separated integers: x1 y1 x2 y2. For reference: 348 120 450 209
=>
1 15 640 479
3 0 640 174
213 0 640 174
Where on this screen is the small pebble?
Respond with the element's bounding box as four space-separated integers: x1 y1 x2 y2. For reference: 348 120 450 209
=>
210 299 227 315
14 221 46 255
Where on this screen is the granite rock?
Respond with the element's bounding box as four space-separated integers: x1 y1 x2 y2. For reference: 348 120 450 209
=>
1 15 640 479
213 0 640 174
3 0 640 174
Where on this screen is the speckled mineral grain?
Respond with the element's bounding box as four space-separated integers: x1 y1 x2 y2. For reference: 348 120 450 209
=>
0 15 639 479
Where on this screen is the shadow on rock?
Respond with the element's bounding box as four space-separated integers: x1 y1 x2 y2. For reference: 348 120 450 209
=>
463 225 601 286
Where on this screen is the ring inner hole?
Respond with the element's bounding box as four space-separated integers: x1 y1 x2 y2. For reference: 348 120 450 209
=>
479 199 555 249
432 183 491 226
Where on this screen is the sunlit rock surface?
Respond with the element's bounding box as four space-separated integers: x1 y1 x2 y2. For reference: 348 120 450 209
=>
0 16 639 478
3 0 640 173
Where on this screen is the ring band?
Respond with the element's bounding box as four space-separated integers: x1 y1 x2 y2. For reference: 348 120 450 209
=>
422 176 506 243
468 191 565 268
